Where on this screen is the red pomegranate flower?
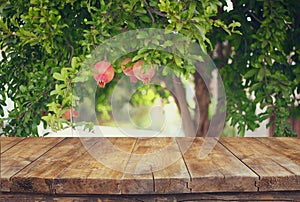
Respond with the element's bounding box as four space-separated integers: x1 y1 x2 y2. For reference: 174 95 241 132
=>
121 58 138 83
121 58 155 83
93 61 115 88
132 60 155 84
62 107 79 121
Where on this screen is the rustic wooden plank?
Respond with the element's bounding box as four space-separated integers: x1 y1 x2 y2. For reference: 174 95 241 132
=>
10 138 97 194
121 137 159 194
1 191 300 201
121 137 190 194
0 137 64 192
85 137 137 195
220 137 300 191
256 137 300 160
0 137 25 153
53 137 137 194
152 138 190 194
2 137 299 197
177 137 258 193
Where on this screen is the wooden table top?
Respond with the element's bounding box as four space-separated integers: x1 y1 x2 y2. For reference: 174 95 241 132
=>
1 137 300 196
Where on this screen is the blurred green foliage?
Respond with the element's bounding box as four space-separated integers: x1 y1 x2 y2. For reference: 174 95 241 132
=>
0 0 299 136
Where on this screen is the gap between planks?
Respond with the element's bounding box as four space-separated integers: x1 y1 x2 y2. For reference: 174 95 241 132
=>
10 138 66 178
220 137 300 192
1 137 65 192
218 138 261 192
0 137 25 153
2 137 276 195
121 137 191 194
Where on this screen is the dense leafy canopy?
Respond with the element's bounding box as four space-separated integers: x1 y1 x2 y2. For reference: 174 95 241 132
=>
218 1 300 136
0 0 299 137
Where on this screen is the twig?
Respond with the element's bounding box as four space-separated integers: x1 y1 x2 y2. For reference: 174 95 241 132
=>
143 0 167 18
149 7 167 17
143 0 155 23
66 40 74 65
182 1 190 12
249 12 263 24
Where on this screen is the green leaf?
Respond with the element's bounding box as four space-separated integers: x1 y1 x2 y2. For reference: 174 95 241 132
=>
53 72 65 81
244 69 258 79
132 54 144 62
140 16 151 23
71 57 80 69
162 40 173 48
188 1 196 19
192 23 205 39
250 83 262 91
40 18 47 23
257 68 265 81
136 31 148 39
19 85 27 93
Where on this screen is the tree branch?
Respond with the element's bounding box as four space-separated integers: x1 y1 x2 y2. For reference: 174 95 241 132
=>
143 0 155 24
150 8 167 17
143 0 167 18
66 40 74 66
249 12 263 24
182 1 190 13
172 75 196 137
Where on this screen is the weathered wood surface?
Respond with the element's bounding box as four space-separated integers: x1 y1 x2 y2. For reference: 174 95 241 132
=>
1 137 300 200
0 137 24 153
177 138 258 193
0 137 63 192
220 137 300 192
10 138 97 194
2 191 300 201
54 138 137 195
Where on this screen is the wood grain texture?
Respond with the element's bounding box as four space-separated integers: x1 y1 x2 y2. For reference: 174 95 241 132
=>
220 137 300 191
256 137 300 162
152 138 190 194
10 138 97 194
177 137 258 193
53 137 137 195
1 137 300 197
0 137 63 192
121 138 161 194
1 191 300 201
120 137 190 194
0 137 25 153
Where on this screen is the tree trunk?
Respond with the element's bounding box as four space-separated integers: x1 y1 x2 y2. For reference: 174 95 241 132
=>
172 75 196 137
169 39 230 137
194 71 210 137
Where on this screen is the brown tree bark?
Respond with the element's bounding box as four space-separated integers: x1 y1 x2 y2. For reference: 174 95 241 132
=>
193 40 230 137
172 75 196 137
194 71 210 137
